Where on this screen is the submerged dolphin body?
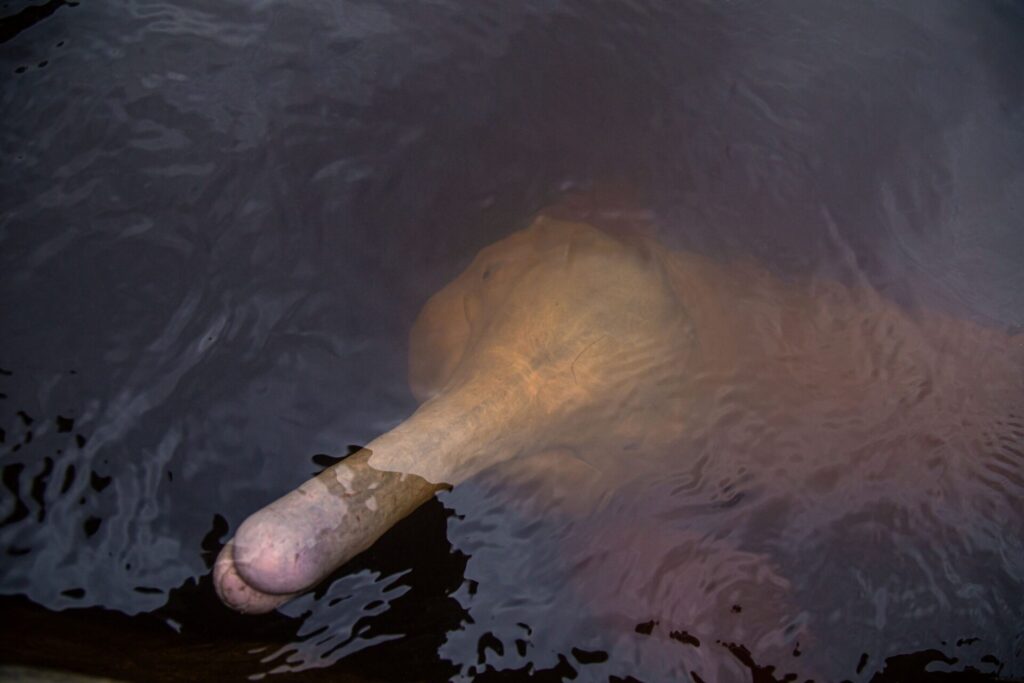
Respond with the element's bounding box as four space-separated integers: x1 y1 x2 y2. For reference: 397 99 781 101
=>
214 216 1023 644
215 216 694 612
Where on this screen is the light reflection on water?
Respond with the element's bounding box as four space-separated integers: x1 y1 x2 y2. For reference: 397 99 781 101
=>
1 0 1022 680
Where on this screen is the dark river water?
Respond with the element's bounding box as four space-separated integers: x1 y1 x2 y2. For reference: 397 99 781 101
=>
2 1 1023 681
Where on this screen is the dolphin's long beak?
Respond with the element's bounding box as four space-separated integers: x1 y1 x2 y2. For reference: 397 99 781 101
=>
214 370 534 613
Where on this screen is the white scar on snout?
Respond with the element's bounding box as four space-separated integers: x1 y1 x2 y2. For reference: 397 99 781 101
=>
290 476 353 536
297 476 330 496
365 496 378 512
333 465 356 494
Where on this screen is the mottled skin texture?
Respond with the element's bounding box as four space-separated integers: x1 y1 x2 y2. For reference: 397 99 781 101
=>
216 216 698 612
214 450 441 612
214 216 1023 616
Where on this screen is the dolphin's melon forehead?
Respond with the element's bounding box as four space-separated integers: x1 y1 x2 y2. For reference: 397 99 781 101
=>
409 216 669 402
473 216 655 271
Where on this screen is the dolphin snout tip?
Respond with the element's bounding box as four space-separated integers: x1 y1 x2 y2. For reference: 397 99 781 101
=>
213 539 295 614
228 512 328 597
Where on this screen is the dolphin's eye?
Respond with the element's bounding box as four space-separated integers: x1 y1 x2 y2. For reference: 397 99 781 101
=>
481 263 499 281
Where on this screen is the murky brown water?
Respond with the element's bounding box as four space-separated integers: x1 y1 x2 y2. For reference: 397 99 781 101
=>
2 0 1023 681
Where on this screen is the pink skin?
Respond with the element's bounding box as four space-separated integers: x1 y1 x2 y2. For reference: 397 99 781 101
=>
214 449 442 612
214 361 541 612
214 540 297 613
215 217 696 612
214 216 1024 615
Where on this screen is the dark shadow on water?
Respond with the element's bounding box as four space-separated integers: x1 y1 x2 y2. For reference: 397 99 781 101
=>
0 377 1019 681
1 490 1017 683
0 496 467 682
0 0 76 45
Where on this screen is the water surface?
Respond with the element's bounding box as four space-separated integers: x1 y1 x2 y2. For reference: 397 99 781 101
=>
1 0 1022 680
